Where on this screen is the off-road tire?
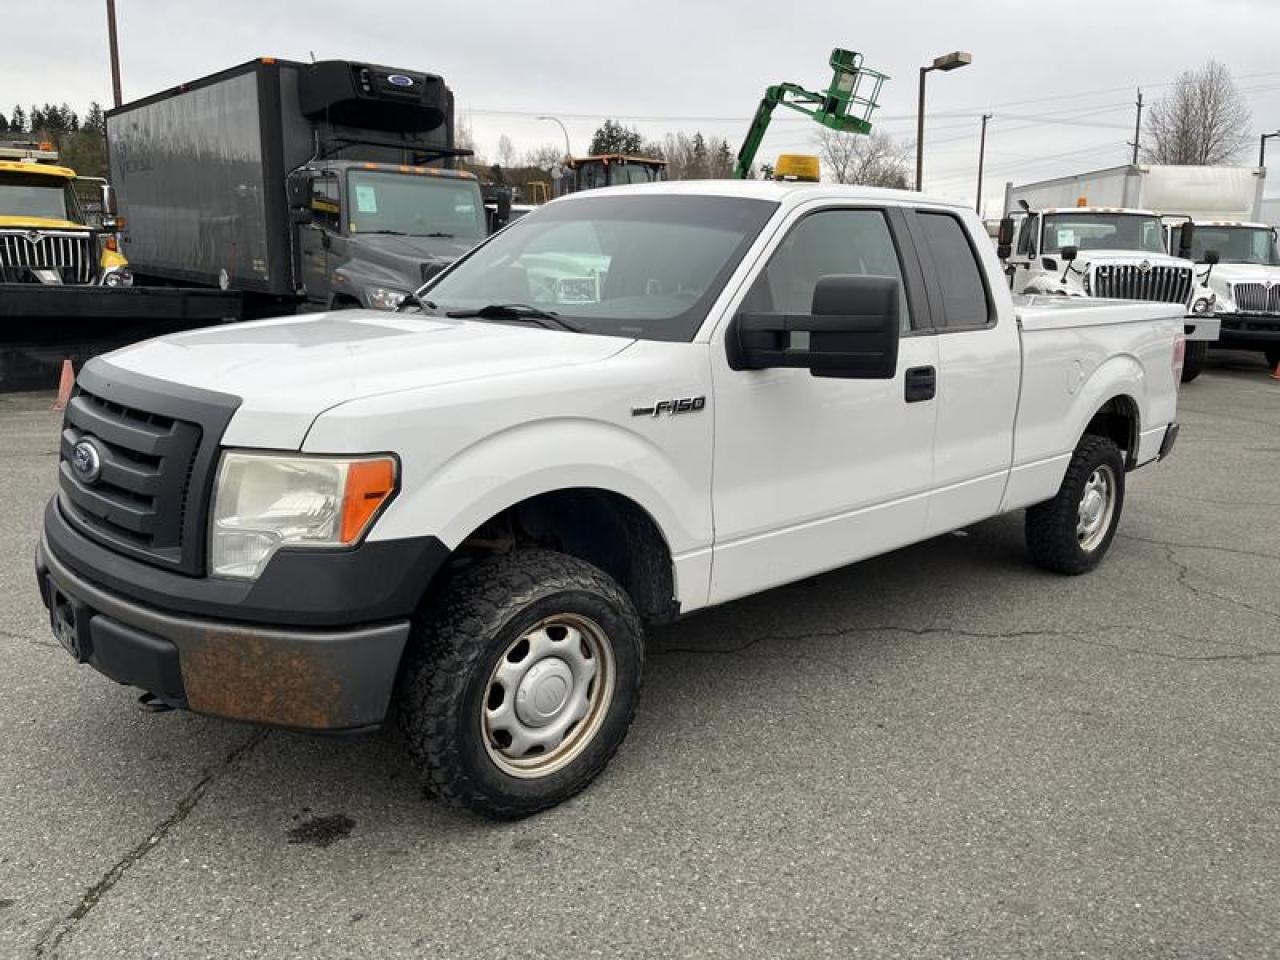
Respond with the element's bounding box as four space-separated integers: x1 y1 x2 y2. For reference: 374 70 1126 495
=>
1181 340 1206 383
1025 435 1126 575
397 550 644 819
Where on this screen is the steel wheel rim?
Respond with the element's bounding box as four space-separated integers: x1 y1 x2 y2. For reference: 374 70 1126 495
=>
481 613 615 779
1076 464 1117 553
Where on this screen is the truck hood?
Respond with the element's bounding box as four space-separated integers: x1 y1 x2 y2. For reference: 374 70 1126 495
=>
102 310 635 448
341 233 480 290
1204 262 1280 284
1076 250 1189 269
0 216 86 230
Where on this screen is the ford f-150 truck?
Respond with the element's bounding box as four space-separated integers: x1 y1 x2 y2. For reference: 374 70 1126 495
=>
36 180 1185 818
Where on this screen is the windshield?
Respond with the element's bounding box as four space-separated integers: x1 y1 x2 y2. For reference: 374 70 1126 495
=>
1190 225 1280 266
0 172 79 222
417 195 778 342
1042 213 1166 255
346 170 486 240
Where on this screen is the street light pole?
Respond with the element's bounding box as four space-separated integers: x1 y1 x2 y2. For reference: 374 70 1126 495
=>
1260 131 1280 168
915 51 972 192
976 113 991 214
537 116 572 160
105 0 123 108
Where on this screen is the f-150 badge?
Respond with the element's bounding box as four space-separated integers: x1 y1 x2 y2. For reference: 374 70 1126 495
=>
631 396 706 417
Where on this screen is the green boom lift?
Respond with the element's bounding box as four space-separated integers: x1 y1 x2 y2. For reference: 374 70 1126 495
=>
733 48 888 179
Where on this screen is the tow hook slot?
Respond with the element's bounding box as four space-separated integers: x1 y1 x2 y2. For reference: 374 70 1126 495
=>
137 692 176 714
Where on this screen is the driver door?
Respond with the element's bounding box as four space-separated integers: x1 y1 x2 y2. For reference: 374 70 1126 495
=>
298 173 340 304
708 204 939 605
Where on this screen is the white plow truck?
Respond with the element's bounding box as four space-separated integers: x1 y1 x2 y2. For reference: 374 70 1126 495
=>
1003 165 1221 381
37 181 1186 818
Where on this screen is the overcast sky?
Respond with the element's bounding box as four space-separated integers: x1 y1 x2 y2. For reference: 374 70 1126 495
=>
11 0 1280 212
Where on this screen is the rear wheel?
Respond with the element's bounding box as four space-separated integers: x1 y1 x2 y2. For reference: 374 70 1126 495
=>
1026 435 1126 575
1181 340 1207 382
397 550 644 819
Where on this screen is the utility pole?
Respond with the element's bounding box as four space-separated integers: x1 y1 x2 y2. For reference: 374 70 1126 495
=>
975 113 991 214
1128 88 1143 164
106 0 123 107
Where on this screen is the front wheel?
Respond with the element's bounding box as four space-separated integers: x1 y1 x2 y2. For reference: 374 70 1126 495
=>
1025 435 1126 575
397 550 644 819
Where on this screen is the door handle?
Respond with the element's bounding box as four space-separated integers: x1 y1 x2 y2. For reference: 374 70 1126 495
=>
904 365 936 403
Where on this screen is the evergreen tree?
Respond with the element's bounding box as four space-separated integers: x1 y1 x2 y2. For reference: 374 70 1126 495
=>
84 102 106 136
690 133 708 178
0 112 8 134
10 106 26 133
589 119 643 156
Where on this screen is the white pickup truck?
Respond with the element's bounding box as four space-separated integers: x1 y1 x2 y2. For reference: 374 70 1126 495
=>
37 181 1186 818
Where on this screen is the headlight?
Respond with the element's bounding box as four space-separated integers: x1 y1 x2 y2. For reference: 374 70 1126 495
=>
365 286 408 311
210 452 397 580
102 267 133 288
1192 297 1213 314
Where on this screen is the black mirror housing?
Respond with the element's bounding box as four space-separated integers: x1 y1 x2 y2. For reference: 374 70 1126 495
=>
286 171 315 209
1061 245 1079 263
727 275 900 379
1205 249 1220 266
1178 221 1195 259
996 216 1014 260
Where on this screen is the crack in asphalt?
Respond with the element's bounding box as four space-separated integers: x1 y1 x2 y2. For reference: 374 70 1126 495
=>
0 625 57 650
1155 543 1280 624
1118 532 1280 564
34 729 270 959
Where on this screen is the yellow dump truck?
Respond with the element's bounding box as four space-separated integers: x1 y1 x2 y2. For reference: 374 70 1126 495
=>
0 140 131 287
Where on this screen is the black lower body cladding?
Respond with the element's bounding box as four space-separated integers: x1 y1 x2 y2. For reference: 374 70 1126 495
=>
37 498 451 731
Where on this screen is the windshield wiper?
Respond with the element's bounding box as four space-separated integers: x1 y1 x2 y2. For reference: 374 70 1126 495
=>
359 229 408 236
417 231 455 238
446 303 583 332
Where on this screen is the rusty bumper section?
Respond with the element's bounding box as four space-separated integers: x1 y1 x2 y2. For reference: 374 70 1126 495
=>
37 536 409 731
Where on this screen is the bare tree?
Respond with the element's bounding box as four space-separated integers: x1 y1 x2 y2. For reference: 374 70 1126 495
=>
497 134 517 168
1143 60 1251 165
523 143 564 170
815 129 911 188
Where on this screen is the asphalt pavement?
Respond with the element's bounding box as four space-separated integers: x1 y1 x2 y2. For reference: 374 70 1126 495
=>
1 351 1278 959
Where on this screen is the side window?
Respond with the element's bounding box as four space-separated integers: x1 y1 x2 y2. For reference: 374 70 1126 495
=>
743 209 912 332
309 176 340 229
916 212 992 329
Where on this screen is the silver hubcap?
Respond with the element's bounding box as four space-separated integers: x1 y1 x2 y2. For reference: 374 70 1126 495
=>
482 614 615 779
1077 465 1117 552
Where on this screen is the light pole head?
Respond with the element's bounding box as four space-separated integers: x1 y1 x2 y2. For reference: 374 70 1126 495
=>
931 51 973 72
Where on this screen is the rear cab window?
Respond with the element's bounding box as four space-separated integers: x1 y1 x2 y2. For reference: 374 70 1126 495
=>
911 210 995 331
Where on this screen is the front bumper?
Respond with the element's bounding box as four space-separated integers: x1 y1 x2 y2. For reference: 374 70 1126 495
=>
1214 313 1280 344
37 536 409 731
37 497 449 731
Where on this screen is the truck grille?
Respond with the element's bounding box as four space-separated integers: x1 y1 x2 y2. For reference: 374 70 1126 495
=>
56 362 241 576
1230 282 1280 314
0 230 95 284
1091 264 1193 305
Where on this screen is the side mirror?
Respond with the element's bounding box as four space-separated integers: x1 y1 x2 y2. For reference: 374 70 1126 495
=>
1204 249 1220 266
286 171 314 209
1061 245 1078 263
100 183 118 216
1178 221 1195 260
996 217 1014 261
727 275 900 379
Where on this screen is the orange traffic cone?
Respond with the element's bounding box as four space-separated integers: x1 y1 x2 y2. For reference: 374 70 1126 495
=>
53 359 75 412
1272 358 1280 381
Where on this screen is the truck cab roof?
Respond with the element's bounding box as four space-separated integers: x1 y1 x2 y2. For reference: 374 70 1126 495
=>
0 159 76 180
550 178 974 211
1037 206 1160 217
318 159 477 181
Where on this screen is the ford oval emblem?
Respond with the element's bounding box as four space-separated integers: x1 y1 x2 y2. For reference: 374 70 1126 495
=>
71 439 103 485
387 74 414 88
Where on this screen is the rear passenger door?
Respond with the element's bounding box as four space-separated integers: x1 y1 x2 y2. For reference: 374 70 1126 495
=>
905 208 1021 536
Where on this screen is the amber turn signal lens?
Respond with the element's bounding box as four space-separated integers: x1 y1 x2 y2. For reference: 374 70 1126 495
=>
340 458 396 543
